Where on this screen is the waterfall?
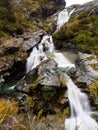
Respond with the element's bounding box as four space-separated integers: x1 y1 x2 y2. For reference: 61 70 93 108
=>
26 3 98 130
26 35 53 73
26 4 75 73
65 76 98 130
26 35 74 73
57 8 75 30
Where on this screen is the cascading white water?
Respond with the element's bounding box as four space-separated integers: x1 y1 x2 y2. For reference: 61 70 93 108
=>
56 5 98 130
26 2 76 73
26 35 54 73
54 53 75 70
57 9 69 30
57 8 75 30
26 34 75 73
26 3 98 130
65 76 98 130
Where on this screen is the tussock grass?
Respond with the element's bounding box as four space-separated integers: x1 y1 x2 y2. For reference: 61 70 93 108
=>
0 98 68 130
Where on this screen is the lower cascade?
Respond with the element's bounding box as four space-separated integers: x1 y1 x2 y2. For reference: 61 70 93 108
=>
26 34 98 130
65 76 98 130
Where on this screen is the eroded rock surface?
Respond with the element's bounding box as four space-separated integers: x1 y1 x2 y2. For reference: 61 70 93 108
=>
15 59 68 115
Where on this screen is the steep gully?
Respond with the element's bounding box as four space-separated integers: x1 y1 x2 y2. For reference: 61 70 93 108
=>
26 3 98 130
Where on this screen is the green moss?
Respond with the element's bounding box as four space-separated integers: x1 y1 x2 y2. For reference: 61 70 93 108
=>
29 83 37 90
74 32 93 43
54 8 98 55
0 0 52 37
60 77 66 87
89 80 98 99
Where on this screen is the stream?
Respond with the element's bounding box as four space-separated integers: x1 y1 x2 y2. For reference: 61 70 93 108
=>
26 6 98 129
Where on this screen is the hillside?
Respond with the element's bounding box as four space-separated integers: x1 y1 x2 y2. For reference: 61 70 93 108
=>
0 0 65 38
54 1 98 55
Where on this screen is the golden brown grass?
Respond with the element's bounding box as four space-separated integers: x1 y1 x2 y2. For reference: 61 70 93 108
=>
0 98 68 130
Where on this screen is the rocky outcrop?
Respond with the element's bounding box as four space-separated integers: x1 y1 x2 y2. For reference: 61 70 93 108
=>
0 30 45 86
67 52 98 110
27 0 66 19
15 59 68 115
74 1 94 13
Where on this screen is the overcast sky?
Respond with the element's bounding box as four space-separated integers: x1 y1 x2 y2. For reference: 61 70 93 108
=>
66 0 92 7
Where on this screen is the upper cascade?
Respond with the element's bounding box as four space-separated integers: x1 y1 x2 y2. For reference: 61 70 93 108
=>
57 7 75 30
26 2 75 74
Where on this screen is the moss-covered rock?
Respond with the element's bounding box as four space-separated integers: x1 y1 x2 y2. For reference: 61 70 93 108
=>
53 3 98 55
0 0 65 38
89 80 98 100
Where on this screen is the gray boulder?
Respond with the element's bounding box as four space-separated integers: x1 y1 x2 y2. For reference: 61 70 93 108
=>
15 59 68 115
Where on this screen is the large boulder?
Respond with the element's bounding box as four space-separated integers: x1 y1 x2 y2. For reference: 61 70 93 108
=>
15 59 68 115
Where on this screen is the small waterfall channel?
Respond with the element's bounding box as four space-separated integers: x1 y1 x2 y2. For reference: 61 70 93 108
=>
26 4 98 130
26 35 75 73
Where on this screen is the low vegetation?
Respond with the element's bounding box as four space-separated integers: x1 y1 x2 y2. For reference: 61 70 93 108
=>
53 7 98 55
0 97 69 130
89 80 98 100
0 0 56 39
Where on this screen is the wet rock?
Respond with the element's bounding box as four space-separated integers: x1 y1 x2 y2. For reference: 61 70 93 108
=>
67 52 98 86
15 59 68 114
38 59 60 87
66 42 77 51
75 53 98 84
0 76 5 87
20 30 45 52
15 59 66 92
0 55 26 86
